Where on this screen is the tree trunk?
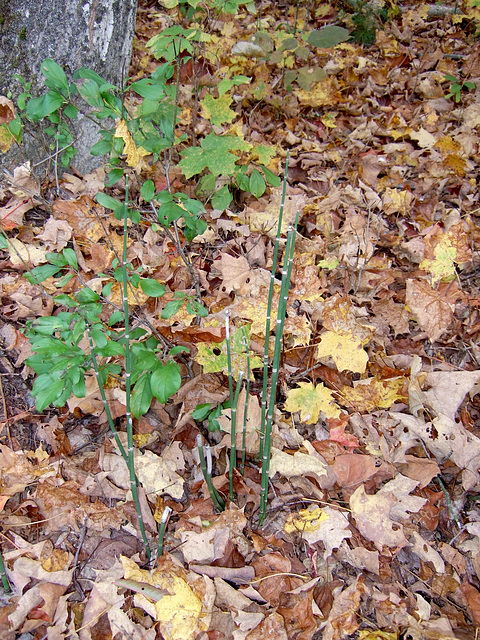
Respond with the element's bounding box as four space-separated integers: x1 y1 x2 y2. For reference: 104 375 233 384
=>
0 0 138 176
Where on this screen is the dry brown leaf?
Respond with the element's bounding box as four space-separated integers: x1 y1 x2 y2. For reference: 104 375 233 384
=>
405 279 457 342
461 582 480 627
350 485 408 551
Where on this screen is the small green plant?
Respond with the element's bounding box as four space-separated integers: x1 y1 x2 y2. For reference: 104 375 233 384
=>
192 157 298 524
23 233 183 422
335 0 395 46
444 74 476 103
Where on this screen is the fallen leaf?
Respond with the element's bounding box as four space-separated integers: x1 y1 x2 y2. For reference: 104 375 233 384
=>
350 485 408 551
284 381 341 422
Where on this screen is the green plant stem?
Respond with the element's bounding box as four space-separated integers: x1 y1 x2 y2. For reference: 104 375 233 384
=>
240 326 251 475
85 322 128 462
0 549 11 593
259 152 289 460
157 506 172 561
122 177 151 561
259 215 299 525
225 311 244 499
197 434 225 511
229 370 244 501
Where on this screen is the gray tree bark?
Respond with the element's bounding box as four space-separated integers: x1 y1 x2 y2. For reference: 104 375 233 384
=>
0 0 138 175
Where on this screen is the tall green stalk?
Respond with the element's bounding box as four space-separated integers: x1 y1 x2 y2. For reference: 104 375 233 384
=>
240 326 251 475
259 152 290 460
122 177 151 560
259 215 299 525
225 310 244 500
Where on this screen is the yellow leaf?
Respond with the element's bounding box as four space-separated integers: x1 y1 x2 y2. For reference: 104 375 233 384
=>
114 119 149 168
408 126 436 148
316 330 369 374
420 235 457 284
284 381 341 422
382 187 413 215
340 377 406 413
284 506 329 534
295 78 342 107
121 555 207 640
358 631 398 640
443 153 466 177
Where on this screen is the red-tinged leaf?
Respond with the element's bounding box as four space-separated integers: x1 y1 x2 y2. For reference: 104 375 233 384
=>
461 582 480 627
327 416 359 449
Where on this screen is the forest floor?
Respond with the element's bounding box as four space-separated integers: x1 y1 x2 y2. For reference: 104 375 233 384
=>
2 0 480 638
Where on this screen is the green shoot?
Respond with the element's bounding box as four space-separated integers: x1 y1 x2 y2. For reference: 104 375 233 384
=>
259 214 299 525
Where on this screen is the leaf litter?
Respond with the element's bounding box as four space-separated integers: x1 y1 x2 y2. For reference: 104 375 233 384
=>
2 0 480 638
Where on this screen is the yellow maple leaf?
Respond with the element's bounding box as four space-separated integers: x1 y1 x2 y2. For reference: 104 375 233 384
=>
316 330 369 373
121 555 208 640
284 381 341 422
443 154 466 177
435 135 461 156
420 235 457 284
284 507 329 534
382 187 413 215
340 377 407 413
114 119 149 168
295 78 341 107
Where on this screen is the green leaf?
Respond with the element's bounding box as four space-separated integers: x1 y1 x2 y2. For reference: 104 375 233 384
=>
108 310 124 325
64 104 78 119
192 300 209 317
62 248 78 269
262 165 281 187
192 403 213 420
170 345 189 355
105 168 124 187
248 169 266 198
150 361 181 403
32 374 66 411
217 75 250 98
161 298 185 319
96 341 125 357
140 278 166 297
140 180 155 202
26 91 64 121
131 373 153 418
307 26 351 48
157 202 185 225
76 79 104 108
179 133 249 179
200 93 236 127
75 288 100 304
211 186 233 210
55 273 75 288
54 294 78 307
72 375 86 398
130 79 166 100
28 316 65 335
74 68 109 85
90 326 108 348
26 264 63 283
95 192 123 215
41 59 70 94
